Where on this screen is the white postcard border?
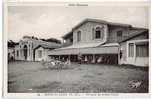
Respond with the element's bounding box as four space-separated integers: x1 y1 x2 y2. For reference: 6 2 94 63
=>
2 1 151 98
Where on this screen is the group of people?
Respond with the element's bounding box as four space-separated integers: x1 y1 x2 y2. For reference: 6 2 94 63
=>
41 58 71 69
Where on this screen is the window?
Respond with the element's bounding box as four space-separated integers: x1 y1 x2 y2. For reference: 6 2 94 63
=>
95 27 102 39
117 30 122 37
136 43 148 57
128 43 134 57
17 50 19 57
92 28 95 40
38 50 42 58
77 31 81 42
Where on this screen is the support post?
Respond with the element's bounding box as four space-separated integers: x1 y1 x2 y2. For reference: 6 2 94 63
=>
92 54 95 63
58 55 60 61
69 55 71 61
134 42 136 61
67 55 71 65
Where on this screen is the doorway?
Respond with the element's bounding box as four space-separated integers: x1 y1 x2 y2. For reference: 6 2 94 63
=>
23 45 28 60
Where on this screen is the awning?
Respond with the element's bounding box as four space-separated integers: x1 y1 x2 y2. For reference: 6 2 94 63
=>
48 43 119 55
56 42 103 50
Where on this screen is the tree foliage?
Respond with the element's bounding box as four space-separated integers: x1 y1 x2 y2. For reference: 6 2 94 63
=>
8 40 18 47
41 38 61 44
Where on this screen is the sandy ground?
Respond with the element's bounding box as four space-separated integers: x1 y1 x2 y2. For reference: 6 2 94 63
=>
8 61 148 93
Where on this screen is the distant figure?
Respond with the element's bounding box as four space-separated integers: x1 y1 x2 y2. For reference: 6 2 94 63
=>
78 53 82 64
97 57 102 63
84 56 88 63
65 58 71 65
62 57 65 62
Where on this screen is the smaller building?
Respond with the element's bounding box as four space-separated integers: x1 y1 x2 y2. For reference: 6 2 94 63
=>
119 29 149 66
14 36 61 61
34 44 58 61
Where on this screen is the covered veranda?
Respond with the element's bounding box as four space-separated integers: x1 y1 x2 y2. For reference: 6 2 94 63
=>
48 44 119 64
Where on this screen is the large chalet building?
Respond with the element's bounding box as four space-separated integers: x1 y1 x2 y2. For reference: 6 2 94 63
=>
48 19 149 66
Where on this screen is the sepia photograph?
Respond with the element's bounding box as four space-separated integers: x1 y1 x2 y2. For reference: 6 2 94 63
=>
6 3 149 94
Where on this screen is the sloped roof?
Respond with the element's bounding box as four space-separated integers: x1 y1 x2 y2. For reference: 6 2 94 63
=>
62 18 132 39
72 18 131 31
48 43 119 55
34 42 61 50
54 42 103 50
54 41 119 51
119 28 148 43
62 31 73 39
102 43 119 47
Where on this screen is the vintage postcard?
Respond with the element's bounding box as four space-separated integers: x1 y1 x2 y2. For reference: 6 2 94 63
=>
2 1 151 98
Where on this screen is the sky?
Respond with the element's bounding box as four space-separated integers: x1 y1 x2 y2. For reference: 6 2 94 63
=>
8 5 148 42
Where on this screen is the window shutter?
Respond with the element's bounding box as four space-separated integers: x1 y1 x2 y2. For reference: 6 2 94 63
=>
92 28 95 40
128 43 134 57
